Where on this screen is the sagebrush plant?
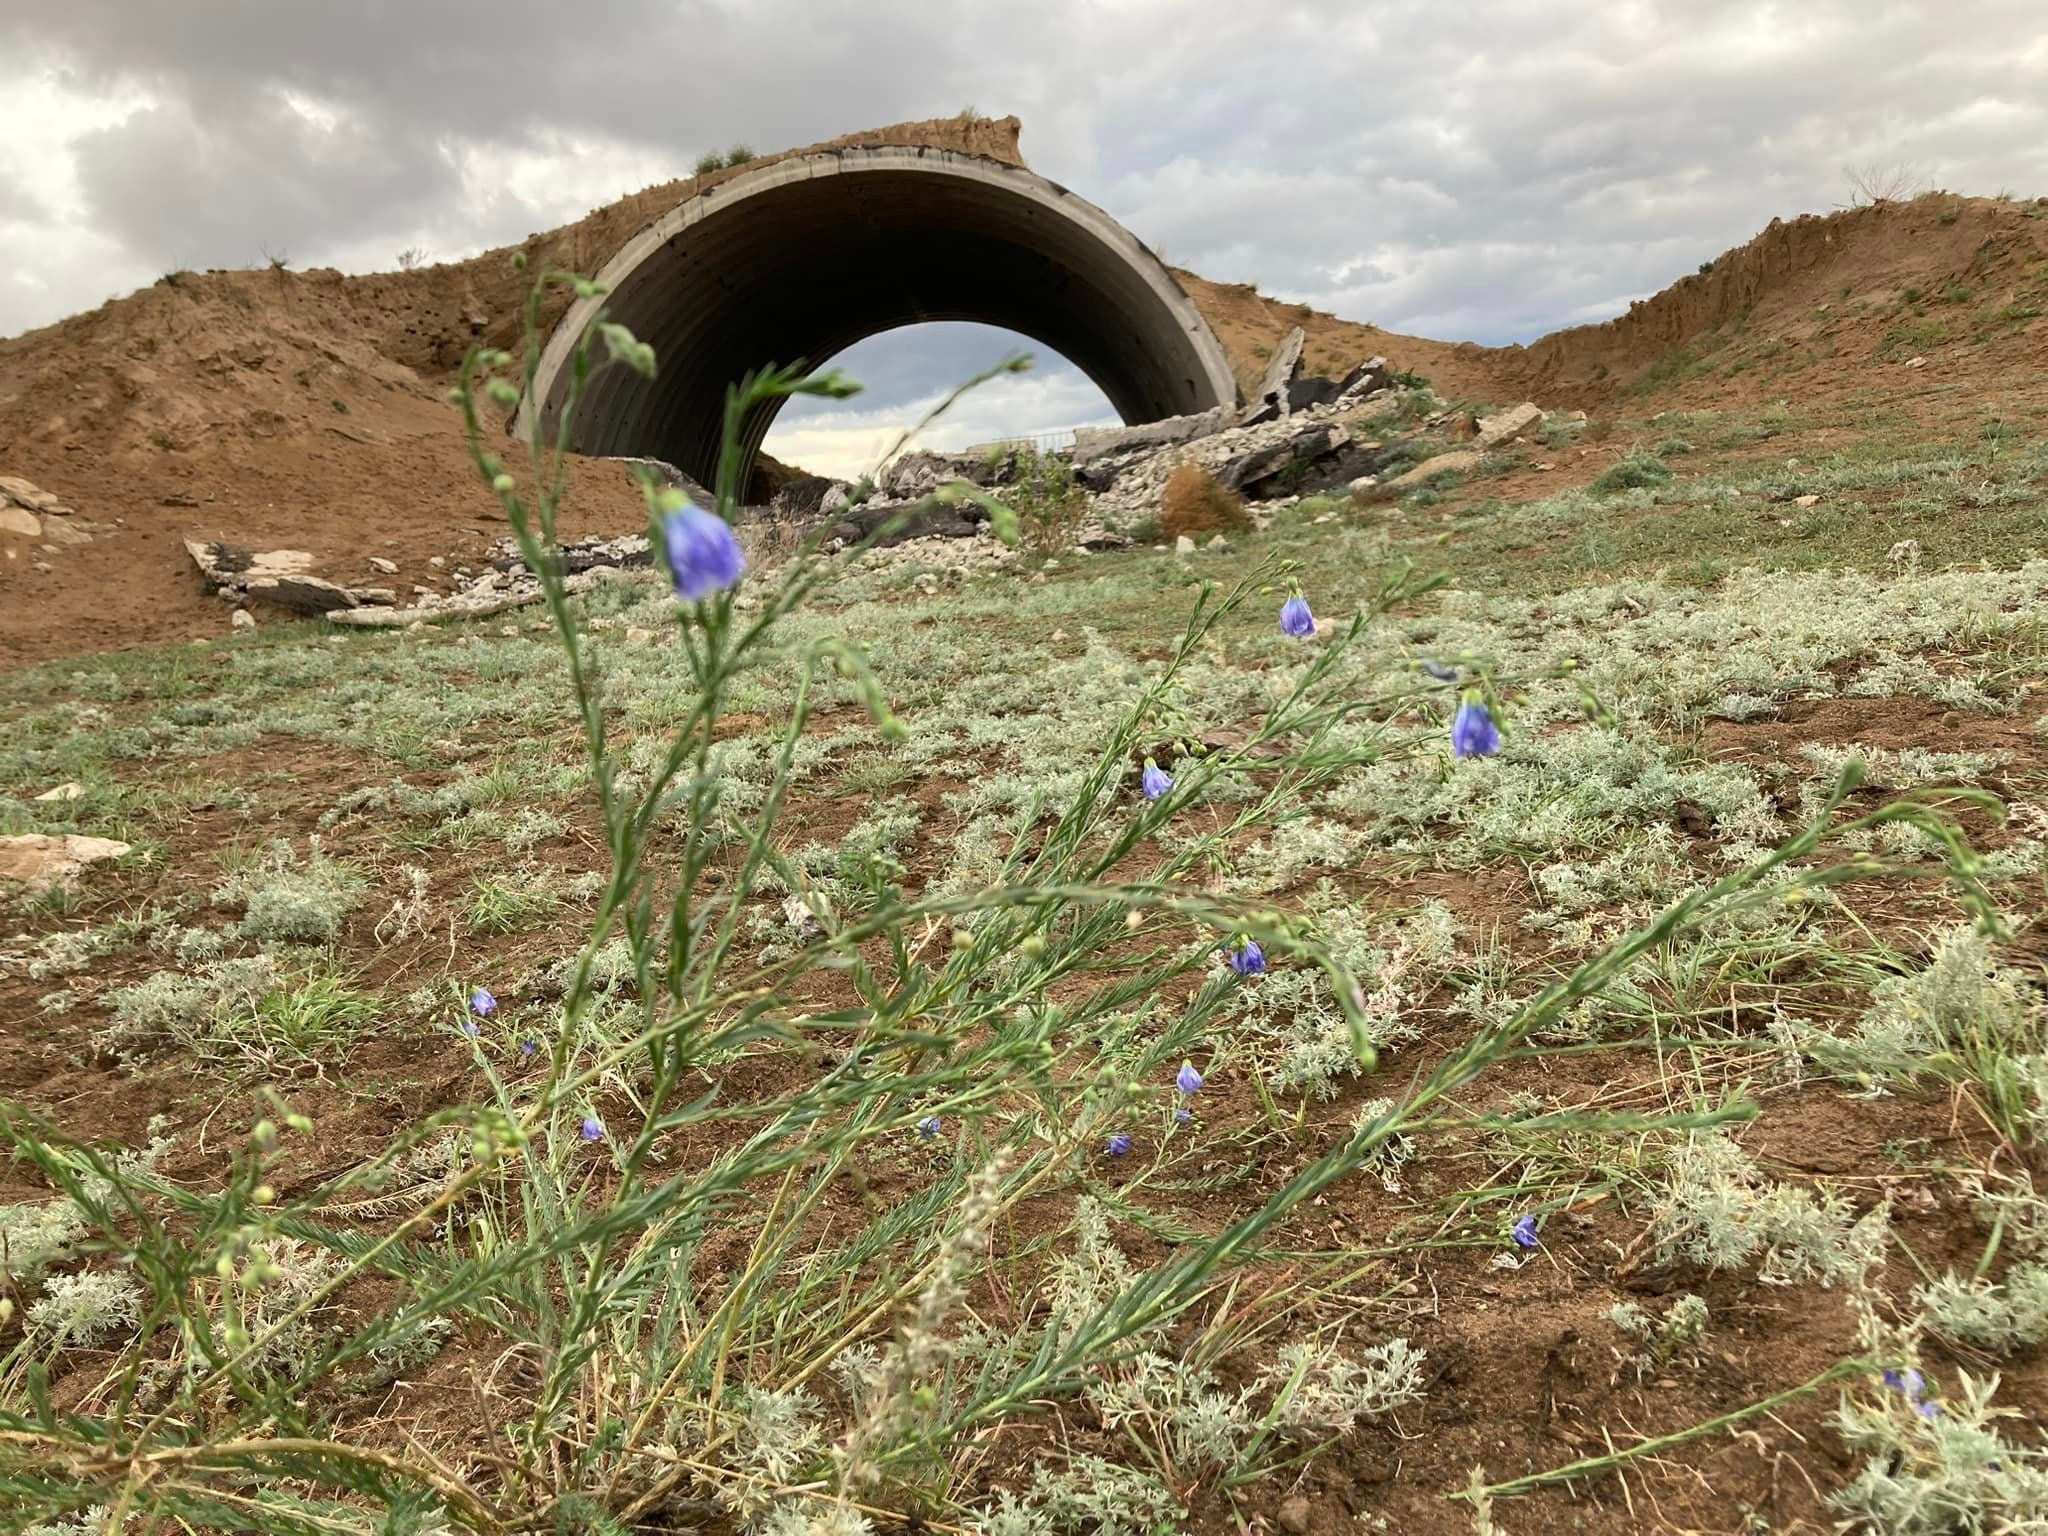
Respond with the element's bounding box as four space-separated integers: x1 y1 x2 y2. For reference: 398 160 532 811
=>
0 259 2012 1536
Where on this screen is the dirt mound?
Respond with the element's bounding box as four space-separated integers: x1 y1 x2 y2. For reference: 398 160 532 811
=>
3 103 2045 668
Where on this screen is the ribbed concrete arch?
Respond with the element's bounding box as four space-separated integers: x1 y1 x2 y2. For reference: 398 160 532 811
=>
519 147 1239 487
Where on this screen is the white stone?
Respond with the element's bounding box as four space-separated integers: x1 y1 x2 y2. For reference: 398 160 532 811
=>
231 608 256 630
0 506 40 538
367 556 399 574
0 834 131 895
1174 535 1197 555
1472 401 1544 450
33 782 85 802
1793 493 1820 508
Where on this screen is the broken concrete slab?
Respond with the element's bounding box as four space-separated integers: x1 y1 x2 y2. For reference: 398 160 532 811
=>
1472 402 1544 451
0 833 131 896
1217 423 1349 495
244 573 361 613
1333 356 1393 399
1249 326 1307 420
1070 407 1234 465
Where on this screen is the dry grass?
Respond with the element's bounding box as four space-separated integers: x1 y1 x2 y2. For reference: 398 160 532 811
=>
1160 465 1250 540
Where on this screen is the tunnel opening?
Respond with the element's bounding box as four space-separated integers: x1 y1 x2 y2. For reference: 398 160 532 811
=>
519 147 1238 493
762 321 1119 482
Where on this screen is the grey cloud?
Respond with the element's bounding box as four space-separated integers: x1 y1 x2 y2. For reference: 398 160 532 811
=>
5 0 2048 369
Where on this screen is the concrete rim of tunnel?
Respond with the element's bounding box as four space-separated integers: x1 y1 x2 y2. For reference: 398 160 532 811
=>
512 146 1241 473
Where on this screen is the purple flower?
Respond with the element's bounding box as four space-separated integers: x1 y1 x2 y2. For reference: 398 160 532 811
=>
579 1116 603 1142
1279 595 1316 638
1510 1214 1539 1249
918 1115 942 1140
1106 1133 1133 1157
662 504 747 601
1884 1368 1939 1417
1141 760 1173 801
1228 940 1266 976
1451 697 1501 760
471 987 496 1017
459 1018 480 1039
1176 1061 1204 1095
1421 660 1459 682
521 1038 539 1058
1174 1105 1193 1125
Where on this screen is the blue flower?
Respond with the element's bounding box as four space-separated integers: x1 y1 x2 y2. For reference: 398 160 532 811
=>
1451 697 1502 759
1106 1133 1133 1157
1141 760 1173 801
1883 1368 1925 1397
1176 1061 1204 1095
1279 595 1316 638
1421 660 1459 682
471 987 496 1017
459 1018 479 1039
1510 1214 1539 1249
521 1038 538 1058
662 503 747 601
1174 1106 1192 1125
579 1116 603 1142
1228 940 1266 976
1916 1399 1944 1420
918 1115 942 1140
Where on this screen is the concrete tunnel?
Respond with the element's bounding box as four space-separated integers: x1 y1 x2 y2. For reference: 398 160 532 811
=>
518 146 1241 491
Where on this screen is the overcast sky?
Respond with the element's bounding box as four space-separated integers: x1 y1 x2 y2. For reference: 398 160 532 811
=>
4 1 2046 477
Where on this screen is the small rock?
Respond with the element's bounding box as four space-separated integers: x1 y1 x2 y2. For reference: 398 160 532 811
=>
1903 356 1927 368
39 519 91 546
1888 538 1923 565
33 782 85 802
1347 474 1379 495
231 608 256 630
0 833 132 896
1277 1496 1312 1535
428 555 446 568
1050 629 1069 642
1205 534 1228 549
1174 535 1197 555
367 556 399 574
1793 493 1820 508
1535 462 1556 471
0 506 41 538
625 626 654 643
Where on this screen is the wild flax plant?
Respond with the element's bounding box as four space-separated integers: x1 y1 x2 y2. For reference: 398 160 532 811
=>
0 262 2010 1536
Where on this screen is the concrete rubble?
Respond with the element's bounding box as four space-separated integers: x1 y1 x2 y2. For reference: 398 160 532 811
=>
0 833 132 896
2 473 103 553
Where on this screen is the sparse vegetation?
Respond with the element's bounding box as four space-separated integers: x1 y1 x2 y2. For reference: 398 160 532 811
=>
1159 464 1250 539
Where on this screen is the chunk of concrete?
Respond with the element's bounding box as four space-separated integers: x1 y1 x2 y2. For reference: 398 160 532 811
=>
1472 402 1544 450
1070 406 1233 465
1250 326 1306 418
0 834 131 896
1386 449 1484 488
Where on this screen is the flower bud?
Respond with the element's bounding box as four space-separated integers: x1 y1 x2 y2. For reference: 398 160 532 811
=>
492 473 515 495
252 1185 277 1207
251 1119 278 1150
1019 933 1046 958
951 928 975 951
511 251 528 271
